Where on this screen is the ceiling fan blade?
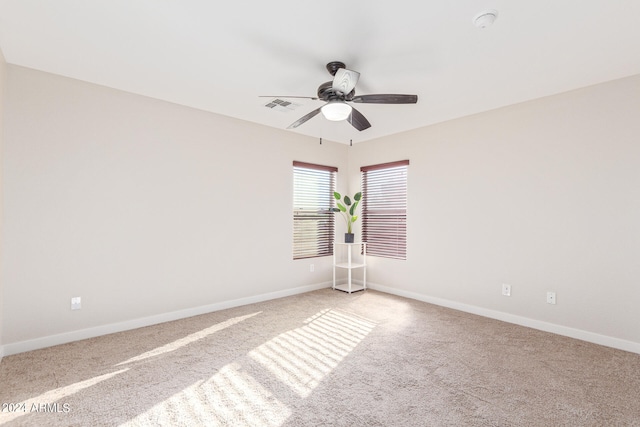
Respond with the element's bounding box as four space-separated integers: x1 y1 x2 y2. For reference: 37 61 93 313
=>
287 106 323 129
259 95 319 100
348 107 371 131
332 68 360 95
351 94 418 104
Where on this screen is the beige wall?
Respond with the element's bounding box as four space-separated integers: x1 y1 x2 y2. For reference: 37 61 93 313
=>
349 75 640 350
1 62 639 355
0 48 5 359
1 65 348 351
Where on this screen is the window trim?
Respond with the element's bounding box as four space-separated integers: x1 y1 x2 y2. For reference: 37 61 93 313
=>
361 160 409 260
293 161 338 173
293 161 338 260
360 160 409 173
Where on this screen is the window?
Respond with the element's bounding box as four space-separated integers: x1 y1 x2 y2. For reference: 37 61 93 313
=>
361 160 409 260
293 161 337 259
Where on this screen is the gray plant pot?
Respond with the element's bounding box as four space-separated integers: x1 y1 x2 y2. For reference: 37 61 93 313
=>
344 233 355 243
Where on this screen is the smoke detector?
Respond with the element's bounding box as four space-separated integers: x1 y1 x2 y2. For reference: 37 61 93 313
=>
473 9 498 28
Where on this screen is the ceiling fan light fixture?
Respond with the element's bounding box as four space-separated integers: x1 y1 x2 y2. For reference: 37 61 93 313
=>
321 101 352 121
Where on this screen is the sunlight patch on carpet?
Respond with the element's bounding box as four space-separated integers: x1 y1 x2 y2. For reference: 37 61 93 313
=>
116 308 376 426
122 363 290 426
0 368 129 424
116 312 262 366
249 308 377 397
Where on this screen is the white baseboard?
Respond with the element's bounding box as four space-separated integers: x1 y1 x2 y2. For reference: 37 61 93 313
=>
6 281 637 357
368 283 640 355
3 282 331 357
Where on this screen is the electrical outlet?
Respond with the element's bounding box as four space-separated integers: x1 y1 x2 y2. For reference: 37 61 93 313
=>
502 284 511 297
310 264 315 272
71 297 82 310
546 292 556 305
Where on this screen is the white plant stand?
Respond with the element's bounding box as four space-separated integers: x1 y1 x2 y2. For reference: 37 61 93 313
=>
332 242 367 293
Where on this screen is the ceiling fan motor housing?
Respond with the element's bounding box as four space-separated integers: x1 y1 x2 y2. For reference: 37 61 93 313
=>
317 81 355 101
325 61 346 76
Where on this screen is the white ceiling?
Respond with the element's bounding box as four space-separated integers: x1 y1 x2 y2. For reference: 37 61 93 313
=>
1 1 639 144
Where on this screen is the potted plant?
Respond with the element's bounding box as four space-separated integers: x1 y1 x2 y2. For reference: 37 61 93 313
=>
332 191 362 243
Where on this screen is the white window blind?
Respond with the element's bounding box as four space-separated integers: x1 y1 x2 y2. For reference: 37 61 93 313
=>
361 160 409 260
293 161 337 260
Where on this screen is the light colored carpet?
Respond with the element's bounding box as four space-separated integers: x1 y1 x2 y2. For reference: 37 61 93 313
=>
1 289 639 426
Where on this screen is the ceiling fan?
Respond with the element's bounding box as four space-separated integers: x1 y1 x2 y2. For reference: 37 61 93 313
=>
262 61 418 131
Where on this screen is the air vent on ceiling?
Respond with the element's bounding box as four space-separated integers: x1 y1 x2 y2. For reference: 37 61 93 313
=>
264 98 300 113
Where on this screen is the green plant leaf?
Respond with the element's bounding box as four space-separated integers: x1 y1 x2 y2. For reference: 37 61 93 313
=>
330 207 340 212
344 196 352 206
354 192 362 201
337 203 347 212
351 215 358 222
333 192 341 200
349 204 356 215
